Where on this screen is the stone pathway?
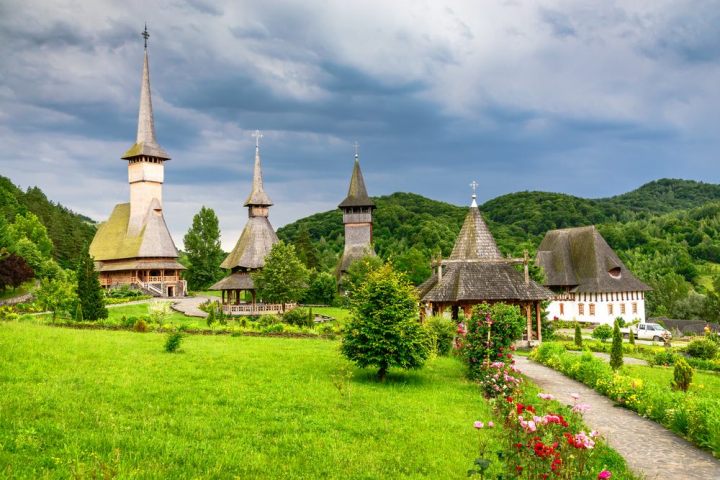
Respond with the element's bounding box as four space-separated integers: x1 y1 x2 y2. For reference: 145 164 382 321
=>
170 295 210 318
514 356 720 480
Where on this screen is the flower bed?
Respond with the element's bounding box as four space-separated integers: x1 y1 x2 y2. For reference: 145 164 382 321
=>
531 342 720 457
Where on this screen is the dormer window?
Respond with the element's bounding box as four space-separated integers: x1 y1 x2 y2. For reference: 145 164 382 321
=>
608 267 622 279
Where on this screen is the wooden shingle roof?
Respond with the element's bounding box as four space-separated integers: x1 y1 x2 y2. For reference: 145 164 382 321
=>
536 226 651 293
420 202 553 304
338 157 375 208
221 216 278 270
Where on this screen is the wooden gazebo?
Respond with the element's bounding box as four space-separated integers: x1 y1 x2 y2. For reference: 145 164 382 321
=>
417 192 554 343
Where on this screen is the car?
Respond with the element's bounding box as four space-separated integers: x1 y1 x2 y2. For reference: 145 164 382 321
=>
621 322 671 342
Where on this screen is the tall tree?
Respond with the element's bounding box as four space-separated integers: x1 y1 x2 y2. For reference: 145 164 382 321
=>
294 225 320 270
36 270 77 322
183 206 225 291
341 264 430 381
75 246 107 321
252 241 309 311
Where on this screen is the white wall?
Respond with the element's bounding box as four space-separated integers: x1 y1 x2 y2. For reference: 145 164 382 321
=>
547 291 646 325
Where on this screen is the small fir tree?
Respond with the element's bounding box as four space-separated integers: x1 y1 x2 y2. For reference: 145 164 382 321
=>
610 319 624 370
341 264 430 381
74 302 84 322
574 322 583 347
672 358 693 392
293 225 320 270
75 246 108 320
628 328 636 345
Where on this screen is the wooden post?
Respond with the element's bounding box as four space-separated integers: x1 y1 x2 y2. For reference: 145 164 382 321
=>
535 301 542 343
523 250 530 284
525 303 532 345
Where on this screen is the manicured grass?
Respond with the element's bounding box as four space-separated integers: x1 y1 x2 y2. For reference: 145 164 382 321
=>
312 306 351 323
0 322 490 479
190 290 221 298
623 364 720 395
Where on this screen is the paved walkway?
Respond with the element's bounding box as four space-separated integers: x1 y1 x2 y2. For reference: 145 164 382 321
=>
515 356 720 480
170 296 210 318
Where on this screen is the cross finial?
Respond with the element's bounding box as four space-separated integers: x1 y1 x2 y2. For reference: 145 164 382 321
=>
470 180 479 196
142 23 150 49
353 141 360 158
252 129 263 148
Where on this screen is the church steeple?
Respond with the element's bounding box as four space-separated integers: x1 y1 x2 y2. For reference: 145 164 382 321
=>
338 144 374 209
122 24 169 160
244 130 273 212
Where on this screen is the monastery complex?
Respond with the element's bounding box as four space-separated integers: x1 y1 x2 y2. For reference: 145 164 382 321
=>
89 29 650 327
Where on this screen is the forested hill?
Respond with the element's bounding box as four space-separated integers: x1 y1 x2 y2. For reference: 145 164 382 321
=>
277 179 720 288
0 176 96 269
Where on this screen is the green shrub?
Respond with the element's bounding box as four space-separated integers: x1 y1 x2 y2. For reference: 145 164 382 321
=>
424 316 455 356
258 314 281 327
610 320 623 370
672 358 693 392
591 324 612 343
650 350 678 367
283 307 313 327
317 322 336 338
133 318 148 332
574 322 582 347
0 306 19 322
164 332 184 353
685 339 719 360
628 328 635 345
262 323 285 334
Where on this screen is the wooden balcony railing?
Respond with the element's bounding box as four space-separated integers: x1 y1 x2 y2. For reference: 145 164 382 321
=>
223 303 297 316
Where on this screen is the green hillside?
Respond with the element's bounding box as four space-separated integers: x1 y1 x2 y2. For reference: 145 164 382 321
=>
278 179 720 319
0 176 96 269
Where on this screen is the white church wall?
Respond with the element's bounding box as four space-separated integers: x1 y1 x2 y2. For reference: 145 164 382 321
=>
548 291 647 325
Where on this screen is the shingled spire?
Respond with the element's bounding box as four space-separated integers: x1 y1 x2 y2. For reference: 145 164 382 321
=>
244 130 273 208
449 192 502 261
122 26 169 160
338 150 374 209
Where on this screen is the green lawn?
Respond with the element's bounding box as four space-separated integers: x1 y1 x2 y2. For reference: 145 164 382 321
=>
623 363 720 395
312 306 351 323
0 322 490 479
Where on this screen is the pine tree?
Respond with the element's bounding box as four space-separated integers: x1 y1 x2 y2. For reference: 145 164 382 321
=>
76 246 108 321
628 327 636 346
294 225 320 270
574 322 583 347
610 319 624 370
75 302 84 322
183 207 225 291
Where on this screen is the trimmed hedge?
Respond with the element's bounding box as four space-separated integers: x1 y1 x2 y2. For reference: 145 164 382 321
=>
531 343 720 456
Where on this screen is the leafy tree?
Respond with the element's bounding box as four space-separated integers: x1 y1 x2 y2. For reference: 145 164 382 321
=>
252 241 309 310
303 271 337 305
75 246 107 321
36 270 77 321
7 212 53 259
183 206 225 291
591 324 613 343
341 264 430 381
294 225 320 270
341 255 384 298
645 273 691 317
393 247 431 285
610 320 624 370
0 253 34 292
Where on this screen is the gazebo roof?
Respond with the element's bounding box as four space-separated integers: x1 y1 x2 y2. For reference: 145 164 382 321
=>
419 197 553 304
210 272 255 291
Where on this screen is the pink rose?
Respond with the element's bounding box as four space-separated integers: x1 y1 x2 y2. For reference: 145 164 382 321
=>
597 470 611 479
473 421 484 429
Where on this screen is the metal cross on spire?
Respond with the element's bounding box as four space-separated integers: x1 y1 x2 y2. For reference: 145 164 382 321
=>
353 141 360 158
142 23 150 49
252 129 263 148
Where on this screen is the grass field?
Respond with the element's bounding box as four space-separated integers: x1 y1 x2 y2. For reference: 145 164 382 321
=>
623 363 720 394
0 321 491 479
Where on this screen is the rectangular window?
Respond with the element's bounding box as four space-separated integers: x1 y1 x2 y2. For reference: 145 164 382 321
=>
608 304 613 315
621 304 626 314
632 303 638 314
559 303 565 315
589 304 595 316
579 303 585 315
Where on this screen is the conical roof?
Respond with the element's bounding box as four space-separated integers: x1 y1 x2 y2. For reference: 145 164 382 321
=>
449 203 502 260
338 156 374 208
122 49 170 160
244 145 273 207
220 216 278 270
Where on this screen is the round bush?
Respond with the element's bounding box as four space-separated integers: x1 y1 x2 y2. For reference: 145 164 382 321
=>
591 324 613 343
685 339 719 360
283 307 313 327
424 316 455 356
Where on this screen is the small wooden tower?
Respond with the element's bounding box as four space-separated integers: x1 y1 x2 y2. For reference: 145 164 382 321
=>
337 146 376 279
210 131 281 315
89 26 186 297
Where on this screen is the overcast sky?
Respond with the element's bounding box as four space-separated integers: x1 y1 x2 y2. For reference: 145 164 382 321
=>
1 0 719 250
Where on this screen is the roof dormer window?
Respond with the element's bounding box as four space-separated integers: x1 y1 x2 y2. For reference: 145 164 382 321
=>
608 267 622 279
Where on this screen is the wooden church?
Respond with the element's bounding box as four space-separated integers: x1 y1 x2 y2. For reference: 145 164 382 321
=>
89 29 186 297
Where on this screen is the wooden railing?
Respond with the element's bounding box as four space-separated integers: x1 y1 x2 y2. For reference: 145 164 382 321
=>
223 303 297 316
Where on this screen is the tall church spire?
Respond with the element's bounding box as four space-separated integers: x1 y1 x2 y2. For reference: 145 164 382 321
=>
338 146 374 209
122 25 169 160
244 130 273 209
